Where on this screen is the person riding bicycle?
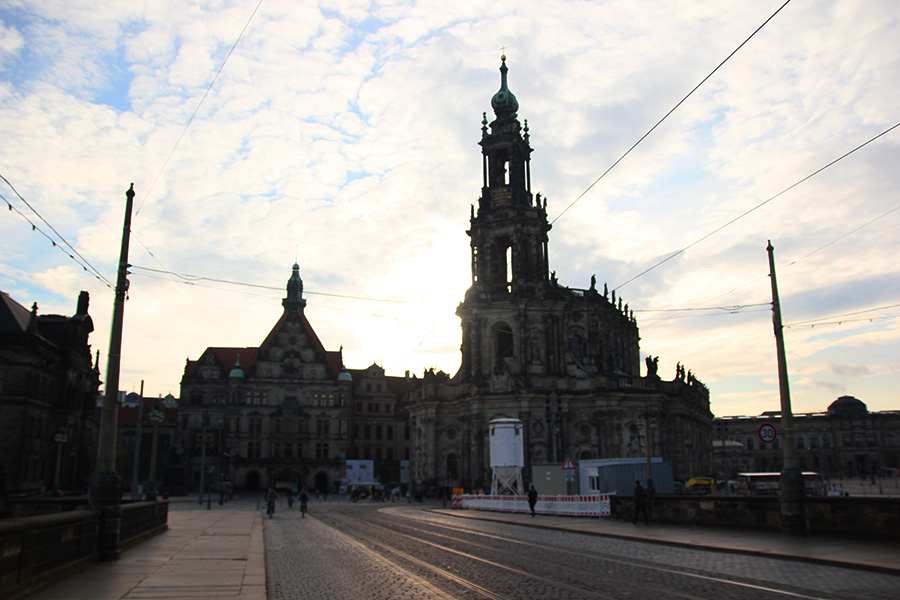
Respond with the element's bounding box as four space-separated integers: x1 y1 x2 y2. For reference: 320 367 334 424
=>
298 487 309 517
265 487 278 518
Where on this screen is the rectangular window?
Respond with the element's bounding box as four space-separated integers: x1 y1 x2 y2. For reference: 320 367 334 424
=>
316 442 329 459
284 444 293 460
249 417 263 435
375 447 382 460
273 443 281 458
364 425 371 440
387 425 394 440
387 447 394 460
247 441 261 459
376 425 382 440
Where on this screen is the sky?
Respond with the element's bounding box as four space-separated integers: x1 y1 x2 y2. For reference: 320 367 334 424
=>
1 0 898 419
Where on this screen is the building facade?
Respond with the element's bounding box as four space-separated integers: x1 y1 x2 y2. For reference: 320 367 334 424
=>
714 396 900 479
0 290 101 497
407 58 713 492
178 264 410 493
114 392 180 495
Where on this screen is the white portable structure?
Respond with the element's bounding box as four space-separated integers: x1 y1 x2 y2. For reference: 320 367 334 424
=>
489 418 525 495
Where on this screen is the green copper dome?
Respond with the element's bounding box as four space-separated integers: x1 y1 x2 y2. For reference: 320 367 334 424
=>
337 367 352 382
490 55 518 120
229 356 245 379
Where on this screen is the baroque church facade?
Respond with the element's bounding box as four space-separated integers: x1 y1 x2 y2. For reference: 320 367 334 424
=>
407 58 713 491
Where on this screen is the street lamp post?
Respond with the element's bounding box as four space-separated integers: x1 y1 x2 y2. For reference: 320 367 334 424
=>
53 426 68 493
147 403 165 499
639 414 656 495
198 410 209 505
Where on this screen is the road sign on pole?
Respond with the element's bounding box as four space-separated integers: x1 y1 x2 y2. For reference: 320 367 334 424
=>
759 423 777 444
562 456 576 471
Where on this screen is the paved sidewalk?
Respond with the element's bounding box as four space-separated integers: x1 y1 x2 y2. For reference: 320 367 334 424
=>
429 507 900 575
26 497 265 600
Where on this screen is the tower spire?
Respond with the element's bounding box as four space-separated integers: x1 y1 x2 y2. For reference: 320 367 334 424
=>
283 262 307 311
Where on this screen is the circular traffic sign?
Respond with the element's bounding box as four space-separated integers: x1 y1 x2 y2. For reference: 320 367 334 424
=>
759 423 777 444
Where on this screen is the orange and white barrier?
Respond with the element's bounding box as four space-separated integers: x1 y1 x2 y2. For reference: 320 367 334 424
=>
455 493 611 517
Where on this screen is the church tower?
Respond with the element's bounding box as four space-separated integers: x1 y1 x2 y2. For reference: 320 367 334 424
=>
458 57 641 384
469 55 551 297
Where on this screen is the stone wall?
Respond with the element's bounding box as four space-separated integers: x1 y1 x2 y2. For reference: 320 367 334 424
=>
0 500 168 600
611 494 900 540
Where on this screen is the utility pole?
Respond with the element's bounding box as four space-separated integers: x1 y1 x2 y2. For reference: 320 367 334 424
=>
90 183 135 560
767 241 805 534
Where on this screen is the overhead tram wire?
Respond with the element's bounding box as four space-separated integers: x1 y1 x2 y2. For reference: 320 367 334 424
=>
612 120 900 292
633 303 770 314
550 0 794 226
640 200 900 322
785 303 900 328
130 264 424 304
134 0 265 217
0 177 114 289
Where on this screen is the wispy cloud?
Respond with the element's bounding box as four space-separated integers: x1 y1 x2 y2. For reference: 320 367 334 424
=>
1 0 898 414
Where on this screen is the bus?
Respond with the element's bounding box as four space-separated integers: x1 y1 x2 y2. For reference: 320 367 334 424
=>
734 472 825 496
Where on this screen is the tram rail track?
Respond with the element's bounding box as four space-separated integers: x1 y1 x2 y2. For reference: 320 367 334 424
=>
312 506 833 600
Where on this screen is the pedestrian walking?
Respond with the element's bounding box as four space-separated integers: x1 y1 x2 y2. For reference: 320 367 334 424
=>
527 484 538 517
633 480 649 525
299 487 309 517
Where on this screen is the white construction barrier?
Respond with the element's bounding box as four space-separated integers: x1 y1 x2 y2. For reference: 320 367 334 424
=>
454 493 612 517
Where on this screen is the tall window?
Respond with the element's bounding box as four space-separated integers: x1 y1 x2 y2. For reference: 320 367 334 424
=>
247 441 261 459
315 442 329 459
506 246 513 289
495 323 514 360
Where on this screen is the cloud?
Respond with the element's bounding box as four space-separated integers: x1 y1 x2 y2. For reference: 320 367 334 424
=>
1 0 898 419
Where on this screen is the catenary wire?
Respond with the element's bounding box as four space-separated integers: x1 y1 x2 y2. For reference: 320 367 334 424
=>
130 264 423 304
637 201 900 326
1 175 114 288
550 0 793 226
613 120 900 292
785 303 900 328
135 0 265 217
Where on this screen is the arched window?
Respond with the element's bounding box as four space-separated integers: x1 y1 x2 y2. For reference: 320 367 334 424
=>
569 333 585 362
495 323 514 360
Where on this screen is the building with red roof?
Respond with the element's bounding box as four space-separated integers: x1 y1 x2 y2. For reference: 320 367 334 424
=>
179 263 411 494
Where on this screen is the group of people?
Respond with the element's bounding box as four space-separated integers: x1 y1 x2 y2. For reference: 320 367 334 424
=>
265 487 309 518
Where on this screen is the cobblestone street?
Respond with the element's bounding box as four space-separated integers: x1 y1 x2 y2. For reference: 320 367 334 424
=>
263 500 900 600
